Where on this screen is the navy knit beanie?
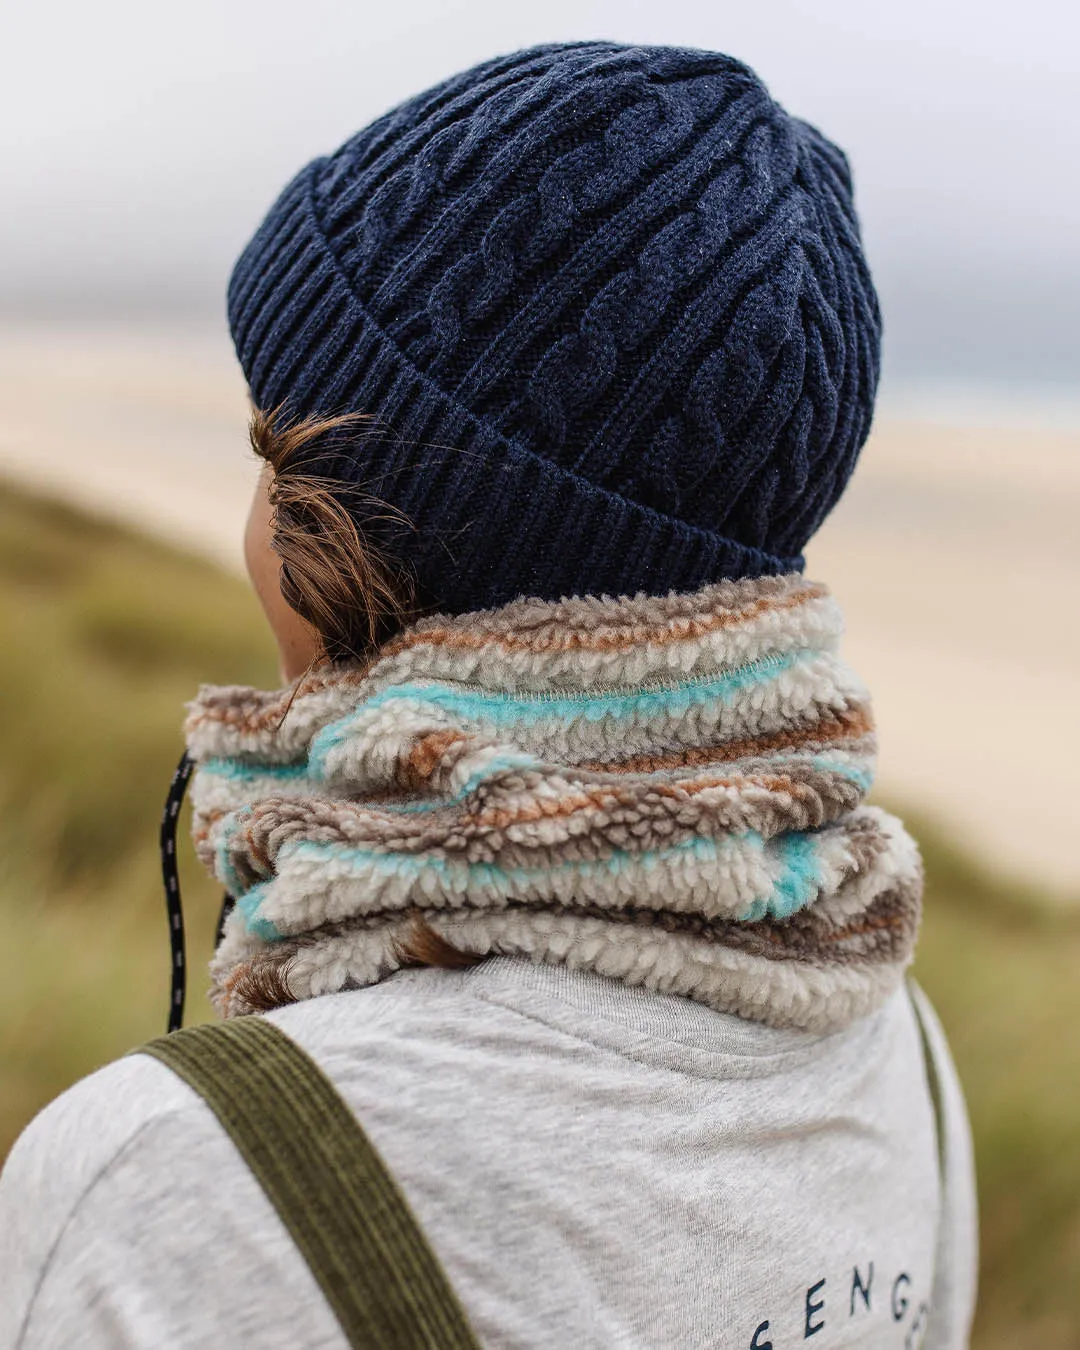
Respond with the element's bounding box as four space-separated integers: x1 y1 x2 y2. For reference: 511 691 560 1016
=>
229 42 880 615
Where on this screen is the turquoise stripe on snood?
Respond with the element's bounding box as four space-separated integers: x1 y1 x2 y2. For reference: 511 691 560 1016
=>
234 828 824 943
307 651 807 776
214 812 252 906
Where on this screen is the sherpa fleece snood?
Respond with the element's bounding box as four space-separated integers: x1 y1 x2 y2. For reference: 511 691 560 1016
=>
186 574 920 1033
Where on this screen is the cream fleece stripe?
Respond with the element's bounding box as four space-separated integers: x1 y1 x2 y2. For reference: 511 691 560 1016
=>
213 911 907 1034
208 848 920 1011
803 809 924 924
391 573 822 644
366 589 843 693
220 812 905 940
233 833 785 932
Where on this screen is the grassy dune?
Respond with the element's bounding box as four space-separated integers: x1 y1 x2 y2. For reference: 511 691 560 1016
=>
0 480 1076 1347
0 482 278 1138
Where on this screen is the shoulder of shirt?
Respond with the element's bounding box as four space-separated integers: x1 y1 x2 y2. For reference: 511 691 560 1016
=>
0 1051 219 1344
3 1050 217 1193
1 1052 211 1223
0 993 406 1228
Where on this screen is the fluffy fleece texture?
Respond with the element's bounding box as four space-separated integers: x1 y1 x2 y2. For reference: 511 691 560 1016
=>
188 574 921 1032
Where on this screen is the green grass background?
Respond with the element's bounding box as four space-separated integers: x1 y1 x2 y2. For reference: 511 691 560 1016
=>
0 480 1076 1347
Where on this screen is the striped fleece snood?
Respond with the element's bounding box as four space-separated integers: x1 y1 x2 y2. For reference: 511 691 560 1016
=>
186 575 920 1034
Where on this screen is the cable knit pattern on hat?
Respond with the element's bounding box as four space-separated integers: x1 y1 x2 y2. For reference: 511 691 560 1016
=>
186 576 921 1033
229 43 881 615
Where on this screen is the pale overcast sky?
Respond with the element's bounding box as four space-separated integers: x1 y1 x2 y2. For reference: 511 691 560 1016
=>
2 0 1078 385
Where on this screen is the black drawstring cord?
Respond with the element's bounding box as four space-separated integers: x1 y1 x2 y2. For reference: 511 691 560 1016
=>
161 751 194 1034
161 751 237 1035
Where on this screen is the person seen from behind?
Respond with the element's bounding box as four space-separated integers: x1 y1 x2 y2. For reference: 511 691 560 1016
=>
0 41 977 1350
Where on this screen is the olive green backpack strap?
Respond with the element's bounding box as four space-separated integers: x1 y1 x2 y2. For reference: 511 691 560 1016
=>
139 1017 481 1350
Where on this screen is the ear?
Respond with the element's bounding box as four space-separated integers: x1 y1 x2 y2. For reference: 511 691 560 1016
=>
244 465 321 683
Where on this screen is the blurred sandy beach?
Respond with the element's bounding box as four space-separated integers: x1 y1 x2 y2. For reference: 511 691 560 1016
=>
806 419 1079 897
0 319 1076 897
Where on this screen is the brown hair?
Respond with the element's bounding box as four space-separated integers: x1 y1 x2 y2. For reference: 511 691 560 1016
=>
247 407 482 993
249 406 414 663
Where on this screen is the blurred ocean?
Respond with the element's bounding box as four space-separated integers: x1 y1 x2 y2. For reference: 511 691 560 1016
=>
880 379 1080 433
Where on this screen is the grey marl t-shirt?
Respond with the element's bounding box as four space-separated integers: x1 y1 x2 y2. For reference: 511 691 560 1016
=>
0 961 976 1348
